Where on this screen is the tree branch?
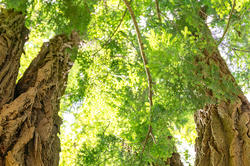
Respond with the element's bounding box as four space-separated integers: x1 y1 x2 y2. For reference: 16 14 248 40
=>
221 43 250 53
92 0 133 56
155 0 161 22
122 0 155 156
217 0 236 45
140 125 152 155
122 0 153 111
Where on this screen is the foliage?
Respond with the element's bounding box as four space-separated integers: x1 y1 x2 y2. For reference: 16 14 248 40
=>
60 0 249 165
1 0 96 35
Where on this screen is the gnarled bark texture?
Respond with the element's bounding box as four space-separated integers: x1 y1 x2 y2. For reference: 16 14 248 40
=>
194 18 250 166
0 9 79 166
0 9 28 109
195 95 250 166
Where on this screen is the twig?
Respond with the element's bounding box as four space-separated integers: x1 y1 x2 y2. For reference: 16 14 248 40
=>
232 47 250 53
159 11 178 30
221 43 250 53
102 121 111 136
150 131 157 144
217 0 236 45
155 0 161 22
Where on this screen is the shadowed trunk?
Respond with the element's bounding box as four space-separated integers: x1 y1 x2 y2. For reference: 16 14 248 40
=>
0 9 79 166
151 136 183 166
151 152 183 166
166 152 183 166
194 16 250 166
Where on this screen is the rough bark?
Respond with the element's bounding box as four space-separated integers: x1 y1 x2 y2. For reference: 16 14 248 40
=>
0 9 29 109
0 12 80 164
194 18 250 166
195 95 250 166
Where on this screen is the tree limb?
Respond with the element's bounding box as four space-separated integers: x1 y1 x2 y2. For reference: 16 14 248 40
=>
140 125 152 155
92 0 133 56
122 0 155 156
122 0 153 111
155 0 161 22
217 0 236 45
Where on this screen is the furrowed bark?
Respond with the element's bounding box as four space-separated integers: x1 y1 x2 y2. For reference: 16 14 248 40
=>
0 9 29 109
195 95 250 166
194 15 250 166
0 31 79 165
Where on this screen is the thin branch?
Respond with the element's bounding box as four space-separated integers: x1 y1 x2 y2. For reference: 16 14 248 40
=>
221 43 250 53
102 121 111 136
141 125 152 155
159 11 179 30
122 0 153 111
232 47 250 53
103 0 107 9
150 131 157 144
92 0 133 56
217 0 236 45
122 0 155 157
155 0 161 22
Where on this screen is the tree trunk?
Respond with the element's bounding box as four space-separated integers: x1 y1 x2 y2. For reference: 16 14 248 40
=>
0 9 28 109
194 18 250 166
0 9 79 166
166 152 183 166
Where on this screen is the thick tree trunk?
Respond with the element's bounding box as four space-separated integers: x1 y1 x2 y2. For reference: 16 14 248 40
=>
0 9 79 166
194 19 250 166
0 9 28 109
195 95 250 166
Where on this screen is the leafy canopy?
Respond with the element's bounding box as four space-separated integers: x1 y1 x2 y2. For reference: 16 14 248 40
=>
1 0 249 165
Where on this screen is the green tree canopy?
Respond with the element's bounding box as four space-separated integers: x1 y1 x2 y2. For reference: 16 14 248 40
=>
1 0 249 165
